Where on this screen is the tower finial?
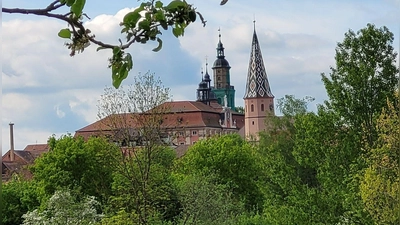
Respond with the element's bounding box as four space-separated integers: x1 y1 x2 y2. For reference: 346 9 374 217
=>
253 15 256 30
218 27 221 41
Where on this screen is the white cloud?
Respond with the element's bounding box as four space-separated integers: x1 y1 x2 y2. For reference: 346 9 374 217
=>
54 105 66 118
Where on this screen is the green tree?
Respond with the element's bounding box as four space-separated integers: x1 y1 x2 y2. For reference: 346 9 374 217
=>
108 146 180 224
320 23 399 223
2 177 40 225
276 94 314 117
360 97 400 224
31 135 118 204
22 190 103 225
321 23 399 147
234 106 244 114
2 0 224 88
259 95 357 224
175 173 244 225
97 72 179 224
178 134 265 211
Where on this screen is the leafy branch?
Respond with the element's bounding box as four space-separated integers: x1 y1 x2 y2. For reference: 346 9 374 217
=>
2 0 214 88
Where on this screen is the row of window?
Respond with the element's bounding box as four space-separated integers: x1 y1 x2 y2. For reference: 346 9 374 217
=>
247 103 274 112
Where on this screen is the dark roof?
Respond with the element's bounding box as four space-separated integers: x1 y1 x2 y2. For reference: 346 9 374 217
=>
13 150 35 163
244 28 274 99
2 161 23 172
213 58 230 68
174 145 190 158
24 144 49 151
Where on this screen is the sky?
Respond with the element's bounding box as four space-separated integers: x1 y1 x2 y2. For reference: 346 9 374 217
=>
2 0 400 153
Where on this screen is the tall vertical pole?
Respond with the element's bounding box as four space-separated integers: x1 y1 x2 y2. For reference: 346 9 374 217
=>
9 122 15 161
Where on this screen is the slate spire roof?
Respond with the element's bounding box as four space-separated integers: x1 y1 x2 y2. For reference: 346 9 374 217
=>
244 24 274 99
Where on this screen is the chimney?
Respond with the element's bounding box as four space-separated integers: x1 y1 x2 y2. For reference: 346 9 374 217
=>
9 122 15 161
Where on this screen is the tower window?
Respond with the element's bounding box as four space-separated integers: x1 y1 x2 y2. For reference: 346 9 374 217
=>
251 104 254 112
261 104 264 111
252 121 254 125
217 76 221 81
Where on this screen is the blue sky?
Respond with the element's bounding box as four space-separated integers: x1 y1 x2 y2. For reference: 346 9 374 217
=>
2 0 400 152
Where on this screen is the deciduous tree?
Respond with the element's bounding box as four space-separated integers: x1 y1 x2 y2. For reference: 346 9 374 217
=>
31 135 118 204
321 23 399 147
178 134 265 211
97 71 179 224
361 97 400 224
22 190 103 225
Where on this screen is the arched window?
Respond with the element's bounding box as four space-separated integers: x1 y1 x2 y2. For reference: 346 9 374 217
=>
251 104 254 112
261 104 264 111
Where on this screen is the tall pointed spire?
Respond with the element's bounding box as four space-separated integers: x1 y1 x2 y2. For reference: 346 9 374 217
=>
244 22 273 99
216 27 225 59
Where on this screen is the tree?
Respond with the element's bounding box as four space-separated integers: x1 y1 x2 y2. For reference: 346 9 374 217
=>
31 135 118 204
2 177 40 225
2 0 226 88
22 190 103 225
234 106 244 114
360 97 400 224
276 94 314 117
175 173 244 225
97 71 179 224
319 24 398 223
321 23 399 147
178 134 265 211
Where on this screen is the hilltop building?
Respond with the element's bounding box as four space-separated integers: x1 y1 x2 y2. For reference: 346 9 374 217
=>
75 24 274 144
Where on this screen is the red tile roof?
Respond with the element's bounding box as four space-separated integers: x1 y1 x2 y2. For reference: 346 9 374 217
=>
24 144 49 151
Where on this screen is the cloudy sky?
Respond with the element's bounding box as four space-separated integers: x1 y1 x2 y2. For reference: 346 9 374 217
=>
2 0 400 152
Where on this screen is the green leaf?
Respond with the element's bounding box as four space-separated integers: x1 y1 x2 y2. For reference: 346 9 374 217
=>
154 11 165 21
113 47 121 55
166 0 185 10
112 64 128 89
152 38 163 52
155 1 163 8
71 0 86 17
172 26 183 37
65 0 75 7
58 28 71 39
138 20 150 31
188 10 196 22
123 11 141 27
125 53 133 69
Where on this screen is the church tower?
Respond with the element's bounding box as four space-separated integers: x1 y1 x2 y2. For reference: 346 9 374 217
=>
211 31 236 109
244 23 274 138
196 62 215 105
